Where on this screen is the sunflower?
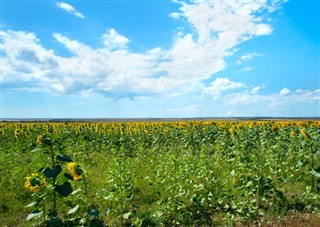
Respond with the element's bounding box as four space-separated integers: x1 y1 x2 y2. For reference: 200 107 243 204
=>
36 135 42 145
229 128 236 138
300 129 310 141
14 129 21 138
67 162 82 181
25 173 48 193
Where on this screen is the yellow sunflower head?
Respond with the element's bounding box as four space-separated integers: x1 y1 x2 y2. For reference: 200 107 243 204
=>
25 173 48 193
271 124 278 133
14 129 21 138
67 162 83 181
300 129 310 141
36 135 42 145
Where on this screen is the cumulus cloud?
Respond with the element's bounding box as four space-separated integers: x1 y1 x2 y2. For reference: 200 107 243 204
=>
250 85 264 94
2 0 286 99
279 88 291 96
223 88 320 108
101 29 130 50
203 78 245 100
56 2 85 19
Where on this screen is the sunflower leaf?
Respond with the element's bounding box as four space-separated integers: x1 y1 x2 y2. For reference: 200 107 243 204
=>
56 154 73 162
67 205 79 215
43 165 62 179
26 210 43 221
54 182 73 197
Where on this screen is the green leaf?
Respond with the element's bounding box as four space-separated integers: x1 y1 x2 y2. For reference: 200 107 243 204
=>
191 196 199 204
43 165 62 179
41 134 52 146
126 194 133 201
71 188 82 195
67 205 79 215
27 210 43 221
56 154 73 162
48 210 58 218
122 212 131 219
25 202 37 208
31 148 41 153
64 172 74 180
107 207 113 215
45 217 63 227
54 182 73 197
310 169 320 177
276 190 287 202
88 209 99 217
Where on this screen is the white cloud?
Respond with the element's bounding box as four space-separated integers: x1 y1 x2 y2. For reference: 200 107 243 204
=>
223 88 319 108
2 0 286 100
173 0 273 44
250 85 264 94
101 28 130 50
237 53 261 64
203 77 245 100
56 2 85 19
279 88 291 96
239 66 255 72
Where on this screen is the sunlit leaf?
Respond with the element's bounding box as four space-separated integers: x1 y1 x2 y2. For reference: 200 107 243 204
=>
25 202 37 208
67 205 79 215
310 169 320 177
122 212 131 219
26 210 43 221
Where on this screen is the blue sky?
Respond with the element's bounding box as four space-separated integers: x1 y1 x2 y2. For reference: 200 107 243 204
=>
1 0 319 118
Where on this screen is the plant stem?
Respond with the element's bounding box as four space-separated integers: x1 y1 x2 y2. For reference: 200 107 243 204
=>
118 158 124 226
50 144 57 211
82 173 91 226
42 197 46 224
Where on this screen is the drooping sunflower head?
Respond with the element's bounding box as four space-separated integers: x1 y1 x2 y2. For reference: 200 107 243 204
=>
67 162 83 181
25 173 48 193
300 129 310 141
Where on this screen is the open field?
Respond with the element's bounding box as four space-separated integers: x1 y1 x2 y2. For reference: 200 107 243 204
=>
0 120 319 226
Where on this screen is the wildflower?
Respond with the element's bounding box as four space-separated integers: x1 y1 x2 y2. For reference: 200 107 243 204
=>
25 173 48 193
301 129 310 140
67 162 82 181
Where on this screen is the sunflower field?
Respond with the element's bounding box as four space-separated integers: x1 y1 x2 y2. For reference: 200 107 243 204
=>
0 120 319 226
